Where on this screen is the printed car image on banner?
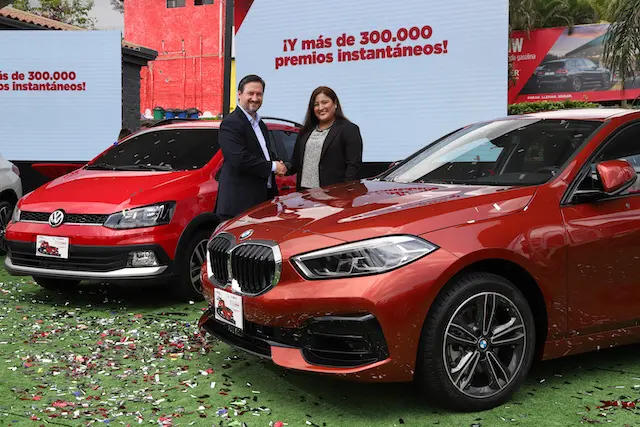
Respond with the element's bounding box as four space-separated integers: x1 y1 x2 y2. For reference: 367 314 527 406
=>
234 0 508 162
509 24 640 104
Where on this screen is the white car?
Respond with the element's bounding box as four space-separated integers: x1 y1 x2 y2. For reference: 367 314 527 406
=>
0 153 22 256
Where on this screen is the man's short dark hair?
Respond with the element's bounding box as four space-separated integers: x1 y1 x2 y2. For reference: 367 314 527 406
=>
238 74 265 92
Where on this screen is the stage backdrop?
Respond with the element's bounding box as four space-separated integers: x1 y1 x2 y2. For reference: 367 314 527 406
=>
234 0 508 162
0 30 121 161
509 24 640 104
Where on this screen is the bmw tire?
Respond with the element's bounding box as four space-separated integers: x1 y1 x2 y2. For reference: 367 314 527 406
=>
416 272 536 412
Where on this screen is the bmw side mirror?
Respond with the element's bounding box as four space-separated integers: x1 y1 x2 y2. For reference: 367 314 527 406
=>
573 159 637 203
597 159 637 194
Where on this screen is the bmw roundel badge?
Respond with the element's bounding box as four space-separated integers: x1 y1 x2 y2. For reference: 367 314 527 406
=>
239 229 254 240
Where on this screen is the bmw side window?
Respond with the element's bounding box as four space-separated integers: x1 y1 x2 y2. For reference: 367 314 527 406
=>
578 123 640 193
597 124 640 168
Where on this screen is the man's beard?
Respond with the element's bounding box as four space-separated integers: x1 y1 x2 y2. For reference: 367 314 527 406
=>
244 102 261 114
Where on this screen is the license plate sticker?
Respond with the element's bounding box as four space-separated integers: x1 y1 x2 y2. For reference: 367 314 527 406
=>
35 235 69 259
214 288 243 330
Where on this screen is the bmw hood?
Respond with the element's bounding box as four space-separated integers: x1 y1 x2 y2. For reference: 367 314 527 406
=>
221 180 537 242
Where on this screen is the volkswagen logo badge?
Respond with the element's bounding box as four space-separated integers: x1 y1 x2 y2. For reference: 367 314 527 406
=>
239 229 254 240
48 209 65 228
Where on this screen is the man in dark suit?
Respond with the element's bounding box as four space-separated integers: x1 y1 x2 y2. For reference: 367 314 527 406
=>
215 75 287 220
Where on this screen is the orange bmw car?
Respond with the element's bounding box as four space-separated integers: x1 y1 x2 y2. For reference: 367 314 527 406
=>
199 108 640 410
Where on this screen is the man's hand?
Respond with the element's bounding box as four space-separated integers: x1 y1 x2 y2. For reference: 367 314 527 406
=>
275 161 288 176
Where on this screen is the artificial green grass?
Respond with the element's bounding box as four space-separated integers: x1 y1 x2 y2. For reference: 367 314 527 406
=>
1 259 640 426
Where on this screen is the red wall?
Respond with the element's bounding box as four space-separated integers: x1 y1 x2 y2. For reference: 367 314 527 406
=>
124 0 225 116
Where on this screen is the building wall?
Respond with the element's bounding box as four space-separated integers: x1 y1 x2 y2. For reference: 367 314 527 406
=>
122 60 142 131
125 0 225 116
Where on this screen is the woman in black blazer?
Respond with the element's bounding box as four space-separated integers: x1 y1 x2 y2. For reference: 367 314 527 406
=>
285 86 363 191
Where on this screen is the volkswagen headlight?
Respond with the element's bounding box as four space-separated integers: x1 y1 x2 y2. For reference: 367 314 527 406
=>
104 202 175 229
292 235 438 279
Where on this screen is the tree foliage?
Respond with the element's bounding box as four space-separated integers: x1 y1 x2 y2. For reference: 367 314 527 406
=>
10 0 96 29
602 0 640 90
509 0 610 31
110 0 123 14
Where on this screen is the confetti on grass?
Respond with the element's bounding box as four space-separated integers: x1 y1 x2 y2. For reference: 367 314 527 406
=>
0 279 283 426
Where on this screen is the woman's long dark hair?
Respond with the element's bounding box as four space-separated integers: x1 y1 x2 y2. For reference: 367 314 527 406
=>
300 86 347 135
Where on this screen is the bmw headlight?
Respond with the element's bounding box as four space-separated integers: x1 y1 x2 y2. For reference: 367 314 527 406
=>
11 206 20 223
103 202 175 229
292 235 438 279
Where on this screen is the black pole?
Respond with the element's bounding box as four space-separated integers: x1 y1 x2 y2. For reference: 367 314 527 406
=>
222 0 234 117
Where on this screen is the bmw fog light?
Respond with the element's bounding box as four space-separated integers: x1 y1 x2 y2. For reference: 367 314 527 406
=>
127 251 159 267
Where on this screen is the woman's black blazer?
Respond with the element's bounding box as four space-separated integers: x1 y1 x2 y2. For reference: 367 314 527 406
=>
286 118 363 191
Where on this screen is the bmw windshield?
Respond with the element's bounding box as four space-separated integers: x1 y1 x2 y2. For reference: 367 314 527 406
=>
379 118 602 186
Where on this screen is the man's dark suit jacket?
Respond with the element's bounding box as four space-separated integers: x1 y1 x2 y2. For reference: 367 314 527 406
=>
215 108 279 219
286 118 363 191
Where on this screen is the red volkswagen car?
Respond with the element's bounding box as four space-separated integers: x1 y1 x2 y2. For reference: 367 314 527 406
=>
4 118 299 301
199 108 640 411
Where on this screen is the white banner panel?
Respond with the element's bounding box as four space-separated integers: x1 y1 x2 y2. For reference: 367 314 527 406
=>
236 0 508 162
0 30 122 161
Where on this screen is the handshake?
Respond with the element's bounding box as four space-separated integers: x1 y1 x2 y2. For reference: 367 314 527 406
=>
275 160 288 176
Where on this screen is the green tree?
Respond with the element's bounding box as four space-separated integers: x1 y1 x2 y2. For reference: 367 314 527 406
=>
509 0 607 31
11 0 96 29
602 0 640 94
532 0 578 28
586 0 615 21
110 0 122 14
510 0 538 32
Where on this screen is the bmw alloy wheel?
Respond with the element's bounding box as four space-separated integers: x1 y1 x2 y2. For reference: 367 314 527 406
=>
443 292 527 399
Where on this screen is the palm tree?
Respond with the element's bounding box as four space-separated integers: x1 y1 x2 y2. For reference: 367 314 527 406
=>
534 0 583 28
510 0 610 31
586 0 614 21
510 0 538 32
602 0 640 99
